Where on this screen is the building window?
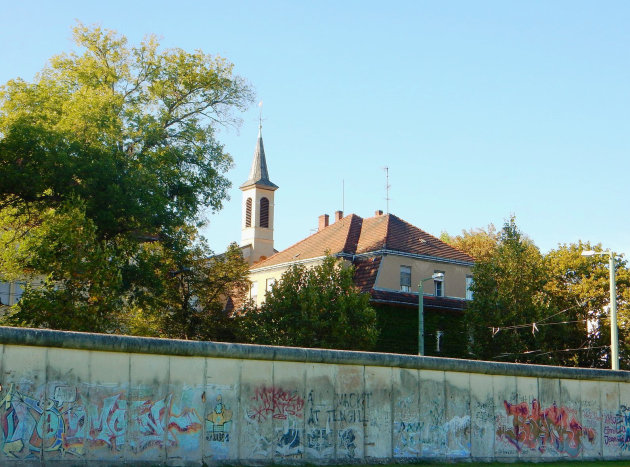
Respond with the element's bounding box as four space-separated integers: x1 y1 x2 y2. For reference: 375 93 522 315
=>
0 281 10 306
466 275 474 300
434 271 444 297
436 330 444 353
266 278 276 293
14 282 25 302
245 198 252 227
400 266 411 292
250 281 258 303
260 197 269 228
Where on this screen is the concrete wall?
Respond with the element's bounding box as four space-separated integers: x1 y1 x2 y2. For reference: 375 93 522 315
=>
0 327 629 465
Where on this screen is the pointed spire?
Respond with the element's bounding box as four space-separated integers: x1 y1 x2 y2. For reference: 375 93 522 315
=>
240 125 278 190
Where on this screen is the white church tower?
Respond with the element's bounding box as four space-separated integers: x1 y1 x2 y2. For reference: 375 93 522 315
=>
240 124 278 265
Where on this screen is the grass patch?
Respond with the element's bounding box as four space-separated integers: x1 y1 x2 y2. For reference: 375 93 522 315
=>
328 463 630 467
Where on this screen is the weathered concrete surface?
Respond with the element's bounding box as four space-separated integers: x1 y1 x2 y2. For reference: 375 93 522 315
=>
0 326 629 465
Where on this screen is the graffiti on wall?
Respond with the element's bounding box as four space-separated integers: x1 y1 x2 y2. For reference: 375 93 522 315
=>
496 399 596 457
603 405 630 450
7 348 630 464
0 382 202 459
243 386 305 458
393 420 423 456
305 390 332 458
204 393 232 459
247 386 304 422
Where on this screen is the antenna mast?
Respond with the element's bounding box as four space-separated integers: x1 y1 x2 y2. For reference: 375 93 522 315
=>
383 167 390 214
342 179 345 213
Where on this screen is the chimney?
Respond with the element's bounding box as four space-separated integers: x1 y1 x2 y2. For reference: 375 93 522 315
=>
375 210 383 216
334 210 343 222
318 214 329 231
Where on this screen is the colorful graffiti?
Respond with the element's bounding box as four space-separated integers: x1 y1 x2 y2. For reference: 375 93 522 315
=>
206 394 232 442
247 386 304 422
205 394 233 459
0 382 202 459
496 399 596 456
603 405 630 450
5 341 630 464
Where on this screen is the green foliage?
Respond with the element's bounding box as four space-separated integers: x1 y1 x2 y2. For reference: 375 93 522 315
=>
374 305 467 357
0 23 253 333
126 240 251 341
0 23 252 239
2 201 126 332
440 224 499 261
139 243 250 342
466 217 547 362
463 217 630 367
543 242 630 368
239 256 378 351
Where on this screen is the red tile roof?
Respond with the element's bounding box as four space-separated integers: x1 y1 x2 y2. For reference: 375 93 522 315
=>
252 213 474 269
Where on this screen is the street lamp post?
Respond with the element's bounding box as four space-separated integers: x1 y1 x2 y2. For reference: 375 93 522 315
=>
581 249 618 370
418 272 444 356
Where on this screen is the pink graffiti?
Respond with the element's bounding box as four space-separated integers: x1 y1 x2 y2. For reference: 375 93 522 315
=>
249 386 304 422
496 399 595 457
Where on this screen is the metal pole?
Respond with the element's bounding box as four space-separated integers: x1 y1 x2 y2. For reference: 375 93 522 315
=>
418 281 424 356
609 252 619 370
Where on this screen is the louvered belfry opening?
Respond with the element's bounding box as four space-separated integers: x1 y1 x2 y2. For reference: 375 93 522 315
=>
245 198 252 227
260 197 269 228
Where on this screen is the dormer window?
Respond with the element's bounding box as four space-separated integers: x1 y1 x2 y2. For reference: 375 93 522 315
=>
245 198 252 227
260 197 269 228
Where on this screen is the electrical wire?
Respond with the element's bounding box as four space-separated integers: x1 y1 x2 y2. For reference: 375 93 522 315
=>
494 345 609 360
486 302 596 335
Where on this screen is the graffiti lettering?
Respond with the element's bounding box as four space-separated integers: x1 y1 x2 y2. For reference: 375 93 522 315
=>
0 383 202 459
326 407 367 423
248 386 304 422
496 399 595 457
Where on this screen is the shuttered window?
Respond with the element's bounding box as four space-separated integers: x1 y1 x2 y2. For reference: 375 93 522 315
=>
260 197 269 228
245 198 252 227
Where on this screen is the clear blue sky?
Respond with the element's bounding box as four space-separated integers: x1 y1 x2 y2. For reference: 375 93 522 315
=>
1 1 628 258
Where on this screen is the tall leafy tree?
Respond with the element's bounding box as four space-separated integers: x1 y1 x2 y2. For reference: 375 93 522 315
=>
466 217 547 362
543 242 630 368
124 238 251 341
0 24 254 331
459 216 630 367
239 256 379 350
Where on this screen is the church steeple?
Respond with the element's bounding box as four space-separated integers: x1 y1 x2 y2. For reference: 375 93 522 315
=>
239 127 278 190
240 125 278 265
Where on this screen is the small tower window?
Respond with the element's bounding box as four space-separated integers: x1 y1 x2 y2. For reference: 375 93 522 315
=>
245 198 252 227
260 197 269 228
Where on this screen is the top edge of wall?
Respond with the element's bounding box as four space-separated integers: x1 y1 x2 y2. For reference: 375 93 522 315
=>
0 326 628 382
